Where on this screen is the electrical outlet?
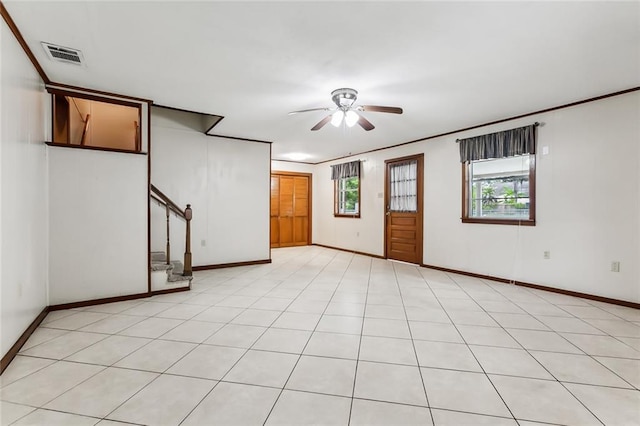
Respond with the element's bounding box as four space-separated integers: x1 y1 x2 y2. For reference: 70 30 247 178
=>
611 261 620 272
201 239 206 247
543 251 551 259
356 232 360 237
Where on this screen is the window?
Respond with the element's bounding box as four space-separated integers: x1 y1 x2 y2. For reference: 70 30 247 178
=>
463 154 535 225
335 176 360 217
331 160 361 218
51 91 142 153
459 123 537 226
389 160 418 212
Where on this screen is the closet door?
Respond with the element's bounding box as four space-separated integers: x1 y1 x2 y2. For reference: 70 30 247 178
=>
278 176 295 247
293 176 309 246
270 176 280 247
270 173 311 248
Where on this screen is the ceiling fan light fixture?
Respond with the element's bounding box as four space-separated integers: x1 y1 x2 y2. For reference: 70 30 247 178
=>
291 88 402 132
331 110 344 127
345 110 359 127
331 88 358 108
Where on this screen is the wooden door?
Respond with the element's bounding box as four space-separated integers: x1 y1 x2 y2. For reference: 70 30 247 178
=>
271 172 311 248
270 176 280 247
385 154 424 264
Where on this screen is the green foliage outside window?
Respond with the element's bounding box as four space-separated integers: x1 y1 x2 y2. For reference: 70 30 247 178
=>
466 155 534 222
336 176 359 216
471 178 529 217
343 177 359 212
481 183 498 209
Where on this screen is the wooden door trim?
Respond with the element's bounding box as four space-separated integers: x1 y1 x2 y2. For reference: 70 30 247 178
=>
272 171 312 246
384 154 424 263
269 144 272 259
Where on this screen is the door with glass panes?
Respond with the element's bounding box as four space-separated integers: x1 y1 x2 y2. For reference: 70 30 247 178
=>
384 154 423 264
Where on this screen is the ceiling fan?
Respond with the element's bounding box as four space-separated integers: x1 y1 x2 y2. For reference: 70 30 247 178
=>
288 88 403 131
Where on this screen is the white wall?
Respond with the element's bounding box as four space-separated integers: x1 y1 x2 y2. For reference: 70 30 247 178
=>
152 108 270 266
48 148 148 304
1 19 49 358
314 154 392 253
313 92 640 303
271 160 314 175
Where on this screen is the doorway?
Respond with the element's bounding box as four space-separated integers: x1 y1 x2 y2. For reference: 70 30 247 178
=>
384 154 424 264
271 171 311 248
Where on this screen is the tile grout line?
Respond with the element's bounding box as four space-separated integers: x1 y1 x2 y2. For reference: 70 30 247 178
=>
261 249 360 425
9 257 280 424
176 246 338 425
56 311 212 423
5 247 638 425
445 271 608 426
496 293 640 395
420 267 520 423
95 304 244 422
169 259 299 426
534 294 640 350
6 406 137 426
174 266 311 424
346 254 373 426
390 262 436 425
13 348 637 394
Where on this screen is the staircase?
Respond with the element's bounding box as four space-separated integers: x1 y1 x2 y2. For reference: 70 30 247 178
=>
151 251 192 291
149 184 193 292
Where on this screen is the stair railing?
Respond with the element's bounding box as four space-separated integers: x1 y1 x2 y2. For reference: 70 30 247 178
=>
150 184 192 276
80 114 90 146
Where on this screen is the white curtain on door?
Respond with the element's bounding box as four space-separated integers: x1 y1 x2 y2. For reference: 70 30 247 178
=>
389 161 417 212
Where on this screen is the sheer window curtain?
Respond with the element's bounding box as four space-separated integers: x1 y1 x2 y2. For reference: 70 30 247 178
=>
389 161 417 212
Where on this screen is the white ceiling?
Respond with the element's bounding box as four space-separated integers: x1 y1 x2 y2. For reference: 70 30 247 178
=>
5 1 639 163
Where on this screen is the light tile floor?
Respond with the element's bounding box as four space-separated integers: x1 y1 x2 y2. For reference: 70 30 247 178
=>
1 246 639 425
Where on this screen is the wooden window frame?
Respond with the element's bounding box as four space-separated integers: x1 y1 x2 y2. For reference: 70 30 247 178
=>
49 88 143 154
461 155 536 226
334 176 361 218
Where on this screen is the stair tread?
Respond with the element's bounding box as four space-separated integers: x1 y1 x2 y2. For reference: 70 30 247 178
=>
151 260 190 277
168 273 192 282
151 263 172 271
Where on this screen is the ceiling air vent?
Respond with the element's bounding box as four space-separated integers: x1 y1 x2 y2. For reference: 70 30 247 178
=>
41 42 85 66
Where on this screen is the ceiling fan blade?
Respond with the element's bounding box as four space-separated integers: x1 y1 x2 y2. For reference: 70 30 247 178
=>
288 107 331 115
357 114 375 131
311 115 332 131
359 105 403 114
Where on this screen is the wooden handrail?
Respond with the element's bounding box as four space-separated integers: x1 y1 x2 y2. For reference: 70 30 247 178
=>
150 184 192 276
134 120 140 152
150 193 184 219
150 184 185 219
80 114 90 146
